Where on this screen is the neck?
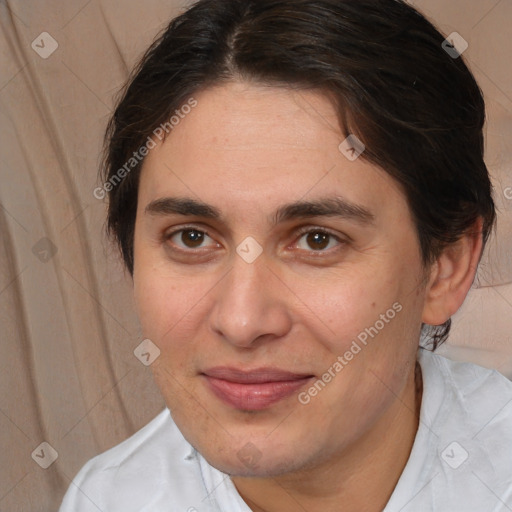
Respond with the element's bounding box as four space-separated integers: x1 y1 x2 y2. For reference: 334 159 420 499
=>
232 362 423 512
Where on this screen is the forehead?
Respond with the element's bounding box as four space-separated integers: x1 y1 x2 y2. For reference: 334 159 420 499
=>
138 81 408 224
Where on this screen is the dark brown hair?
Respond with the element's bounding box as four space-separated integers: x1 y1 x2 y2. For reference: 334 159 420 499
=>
102 0 496 348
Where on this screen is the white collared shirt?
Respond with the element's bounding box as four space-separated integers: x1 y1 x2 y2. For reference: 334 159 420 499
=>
60 349 512 511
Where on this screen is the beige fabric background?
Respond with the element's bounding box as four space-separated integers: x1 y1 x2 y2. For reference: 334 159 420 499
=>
0 0 511 510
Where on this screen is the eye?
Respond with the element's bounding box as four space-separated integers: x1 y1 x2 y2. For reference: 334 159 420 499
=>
295 228 344 252
165 227 218 250
162 226 346 256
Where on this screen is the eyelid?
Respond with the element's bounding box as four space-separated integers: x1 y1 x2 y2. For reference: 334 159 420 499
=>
164 224 212 238
294 225 346 239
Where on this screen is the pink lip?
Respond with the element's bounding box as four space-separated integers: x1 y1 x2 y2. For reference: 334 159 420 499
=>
202 367 314 411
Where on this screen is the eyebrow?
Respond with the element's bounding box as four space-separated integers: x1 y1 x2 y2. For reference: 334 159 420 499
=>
144 196 375 226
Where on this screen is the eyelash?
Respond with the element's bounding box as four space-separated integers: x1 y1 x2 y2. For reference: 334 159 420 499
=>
162 224 346 256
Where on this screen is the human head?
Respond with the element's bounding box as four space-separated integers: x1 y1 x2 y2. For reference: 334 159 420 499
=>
99 0 498 485
102 0 495 349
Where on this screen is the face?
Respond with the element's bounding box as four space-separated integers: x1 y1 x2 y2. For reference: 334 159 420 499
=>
133 81 429 478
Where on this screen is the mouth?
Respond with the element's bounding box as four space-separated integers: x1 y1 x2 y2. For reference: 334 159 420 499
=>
201 367 315 411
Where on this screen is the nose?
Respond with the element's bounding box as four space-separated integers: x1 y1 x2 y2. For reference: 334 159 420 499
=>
209 254 292 348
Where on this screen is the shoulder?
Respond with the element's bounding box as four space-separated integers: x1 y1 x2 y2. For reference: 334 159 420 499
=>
418 348 512 434
386 350 512 512
419 348 512 405
401 349 512 511
79 407 183 471
59 408 207 511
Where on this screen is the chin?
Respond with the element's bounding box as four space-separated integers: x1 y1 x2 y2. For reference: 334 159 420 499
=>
191 426 318 477
203 448 303 478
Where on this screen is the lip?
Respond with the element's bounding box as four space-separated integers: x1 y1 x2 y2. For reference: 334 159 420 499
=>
202 367 314 411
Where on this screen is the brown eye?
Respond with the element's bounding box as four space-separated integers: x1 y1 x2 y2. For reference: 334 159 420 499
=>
166 228 215 250
180 229 205 248
295 229 343 252
306 232 330 250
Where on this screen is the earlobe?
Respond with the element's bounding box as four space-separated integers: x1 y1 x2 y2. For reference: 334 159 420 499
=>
422 218 484 326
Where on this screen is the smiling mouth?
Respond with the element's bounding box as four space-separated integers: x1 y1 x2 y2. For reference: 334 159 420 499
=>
201 367 314 411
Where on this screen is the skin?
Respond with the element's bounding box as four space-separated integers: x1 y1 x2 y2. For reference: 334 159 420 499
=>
132 81 482 511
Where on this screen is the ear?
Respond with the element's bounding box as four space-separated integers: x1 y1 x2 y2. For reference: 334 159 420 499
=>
422 218 484 325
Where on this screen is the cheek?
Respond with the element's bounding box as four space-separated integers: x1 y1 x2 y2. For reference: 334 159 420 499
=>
133 269 216 356
294 258 424 393
133 270 183 339
134 273 202 399
294 264 404 349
